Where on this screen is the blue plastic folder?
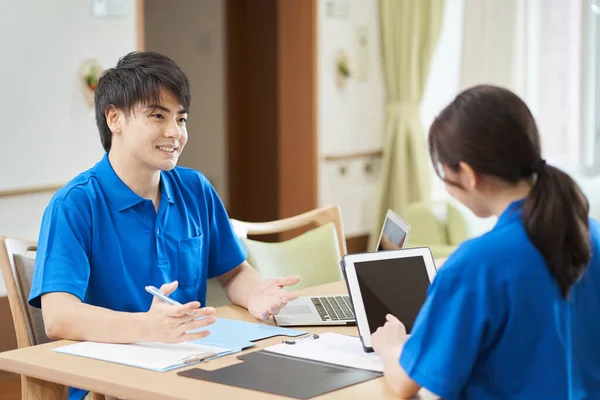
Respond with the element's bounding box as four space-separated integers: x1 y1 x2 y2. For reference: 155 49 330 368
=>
191 318 307 356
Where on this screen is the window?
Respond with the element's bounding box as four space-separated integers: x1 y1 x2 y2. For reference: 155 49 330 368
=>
581 0 600 175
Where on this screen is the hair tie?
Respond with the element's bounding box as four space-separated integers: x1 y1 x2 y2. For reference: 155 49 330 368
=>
533 159 547 172
520 159 546 177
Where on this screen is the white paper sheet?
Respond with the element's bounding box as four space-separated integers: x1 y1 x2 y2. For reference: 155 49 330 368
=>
264 332 384 372
53 341 230 372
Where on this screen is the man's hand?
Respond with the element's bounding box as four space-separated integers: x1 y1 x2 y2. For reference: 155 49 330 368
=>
247 276 301 321
140 281 216 343
371 314 408 359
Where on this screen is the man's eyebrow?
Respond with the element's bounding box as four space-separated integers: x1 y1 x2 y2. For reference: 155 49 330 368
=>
146 104 171 113
145 104 188 114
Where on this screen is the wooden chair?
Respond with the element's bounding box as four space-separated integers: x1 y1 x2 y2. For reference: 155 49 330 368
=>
205 205 348 307
206 205 347 307
0 237 107 400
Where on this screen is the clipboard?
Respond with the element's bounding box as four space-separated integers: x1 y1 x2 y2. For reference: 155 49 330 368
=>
53 341 231 372
265 332 384 372
178 349 382 399
52 318 306 372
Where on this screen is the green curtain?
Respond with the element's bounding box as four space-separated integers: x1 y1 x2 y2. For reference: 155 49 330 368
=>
369 0 445 249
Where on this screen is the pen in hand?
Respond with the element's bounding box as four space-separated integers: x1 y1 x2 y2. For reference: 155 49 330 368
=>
145 285 195 316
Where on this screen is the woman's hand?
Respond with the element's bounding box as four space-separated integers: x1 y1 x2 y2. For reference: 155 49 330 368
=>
371 314 408 360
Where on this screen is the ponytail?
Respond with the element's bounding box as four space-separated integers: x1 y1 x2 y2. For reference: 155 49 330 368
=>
523 161 591 297
427 84 592 297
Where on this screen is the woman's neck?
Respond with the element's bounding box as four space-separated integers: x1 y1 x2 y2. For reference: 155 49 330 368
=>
487 179 533 218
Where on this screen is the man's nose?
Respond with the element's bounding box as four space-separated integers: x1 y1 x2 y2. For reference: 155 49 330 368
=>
165 120 182 139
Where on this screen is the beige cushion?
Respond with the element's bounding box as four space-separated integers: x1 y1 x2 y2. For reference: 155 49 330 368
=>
242 222 343 290
446 202 469 246
404 201 448 246
13 253 51 345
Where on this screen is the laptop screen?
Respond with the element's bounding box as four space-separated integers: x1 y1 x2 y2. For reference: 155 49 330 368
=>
353 256 430 333
377 215 408 251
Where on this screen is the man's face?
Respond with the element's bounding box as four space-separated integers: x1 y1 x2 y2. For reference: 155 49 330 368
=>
109 88 188 172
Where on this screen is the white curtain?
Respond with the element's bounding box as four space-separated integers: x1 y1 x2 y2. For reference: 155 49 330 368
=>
460 0 582 164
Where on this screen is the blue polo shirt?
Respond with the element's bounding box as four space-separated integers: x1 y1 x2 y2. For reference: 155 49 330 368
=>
399 199 600 399
29 153 247 400
555 219 600 400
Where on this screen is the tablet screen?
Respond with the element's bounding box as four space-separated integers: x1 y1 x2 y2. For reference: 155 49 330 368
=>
354 256 430 333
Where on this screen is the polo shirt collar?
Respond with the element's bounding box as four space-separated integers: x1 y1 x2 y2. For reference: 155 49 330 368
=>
159 170 175 205
95 153 175 212
494 198 526 230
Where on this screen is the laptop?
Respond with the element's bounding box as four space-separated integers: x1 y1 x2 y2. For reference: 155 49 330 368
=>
274 209 411 326
341 247 437 352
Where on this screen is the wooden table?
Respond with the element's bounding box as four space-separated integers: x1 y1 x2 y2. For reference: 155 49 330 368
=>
0 281 438 400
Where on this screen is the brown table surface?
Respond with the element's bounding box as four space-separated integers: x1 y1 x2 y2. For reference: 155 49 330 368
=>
0 281 438 399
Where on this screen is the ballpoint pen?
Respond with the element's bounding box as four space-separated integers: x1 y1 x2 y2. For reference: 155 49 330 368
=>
145 285 195 316
182 351 218 364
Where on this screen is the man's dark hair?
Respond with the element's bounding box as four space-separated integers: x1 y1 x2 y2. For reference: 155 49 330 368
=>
94 51 191 152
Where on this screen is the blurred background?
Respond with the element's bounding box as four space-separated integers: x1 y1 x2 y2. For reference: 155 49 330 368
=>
0 0 599 390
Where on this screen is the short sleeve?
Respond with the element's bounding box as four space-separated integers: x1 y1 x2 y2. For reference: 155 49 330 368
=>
28 198 92 308
399 262 503 399
203 178 248 279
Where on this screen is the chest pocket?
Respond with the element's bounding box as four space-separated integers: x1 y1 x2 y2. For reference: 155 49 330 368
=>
177 235 203 289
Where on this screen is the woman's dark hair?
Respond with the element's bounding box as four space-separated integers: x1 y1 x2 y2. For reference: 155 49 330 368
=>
94 51 191 152
428 84 590 297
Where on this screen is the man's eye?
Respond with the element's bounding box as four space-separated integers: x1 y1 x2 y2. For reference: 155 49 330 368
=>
152 113 164 119
178 117 187 123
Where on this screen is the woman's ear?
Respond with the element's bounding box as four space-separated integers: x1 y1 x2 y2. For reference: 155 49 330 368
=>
105 106 121 134
458 161 478 190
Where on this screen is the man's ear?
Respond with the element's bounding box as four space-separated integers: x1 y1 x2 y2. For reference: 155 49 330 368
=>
105 106 121 134
458 161 478 190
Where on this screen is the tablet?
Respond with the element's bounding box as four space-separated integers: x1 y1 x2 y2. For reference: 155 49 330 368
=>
342 247 437 352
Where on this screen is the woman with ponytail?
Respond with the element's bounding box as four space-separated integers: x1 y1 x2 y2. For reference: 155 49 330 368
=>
370 85 600 399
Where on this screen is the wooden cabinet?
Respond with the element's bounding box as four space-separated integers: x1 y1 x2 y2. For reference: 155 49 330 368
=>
226 0 383 252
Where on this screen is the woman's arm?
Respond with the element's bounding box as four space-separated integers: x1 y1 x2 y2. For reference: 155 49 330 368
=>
380 346 422 398
372 314 422 398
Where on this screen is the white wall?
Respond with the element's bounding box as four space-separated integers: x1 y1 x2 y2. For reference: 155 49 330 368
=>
0 0 138 192
144 0 228 203
0 0 138 296
317 0 386 236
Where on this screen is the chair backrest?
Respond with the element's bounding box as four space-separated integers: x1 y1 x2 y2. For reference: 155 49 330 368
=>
404 201 448 246
229 205 347 291
446 201 469 245
0 237 50 348
402 200 471 259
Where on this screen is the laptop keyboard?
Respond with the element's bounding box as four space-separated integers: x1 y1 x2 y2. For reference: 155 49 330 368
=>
311 296 355 321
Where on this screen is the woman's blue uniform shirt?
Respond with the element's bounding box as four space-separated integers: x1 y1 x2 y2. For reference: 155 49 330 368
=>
400 199 600 399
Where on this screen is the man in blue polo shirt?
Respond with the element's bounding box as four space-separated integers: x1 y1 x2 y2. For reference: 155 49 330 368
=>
28 52 301 399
